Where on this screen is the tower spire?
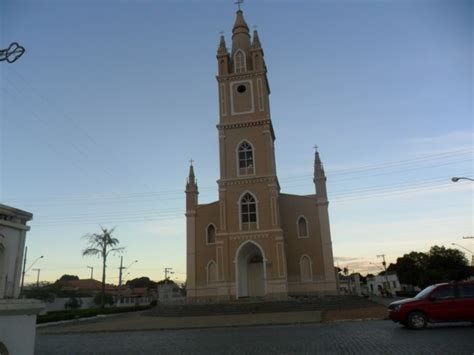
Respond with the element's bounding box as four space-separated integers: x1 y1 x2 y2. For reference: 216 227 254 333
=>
314 146 328 201
231 8 250 56
186 159 198 210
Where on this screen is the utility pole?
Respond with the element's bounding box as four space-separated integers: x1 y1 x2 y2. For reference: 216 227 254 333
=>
164 267 174 281
118 258 138 287
87 266 94 279
20 246 28 295
20 248 43 294
377 254 391 295
32 268 41 288
118 256 124 287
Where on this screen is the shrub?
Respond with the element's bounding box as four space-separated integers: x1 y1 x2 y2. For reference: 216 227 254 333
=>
93 293 114 306
65 297 83 310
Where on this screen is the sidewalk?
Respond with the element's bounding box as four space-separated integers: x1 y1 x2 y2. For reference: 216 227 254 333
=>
37 304 388 334
37 310 323 334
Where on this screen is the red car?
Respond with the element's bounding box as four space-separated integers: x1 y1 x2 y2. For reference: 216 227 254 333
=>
388 281 474 329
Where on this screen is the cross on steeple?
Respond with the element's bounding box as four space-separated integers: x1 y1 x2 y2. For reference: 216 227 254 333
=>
313 145 319 153
189 159 194 166
235 0 244 11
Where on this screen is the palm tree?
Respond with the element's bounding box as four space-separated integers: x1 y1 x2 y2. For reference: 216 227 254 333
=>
82 226 124 308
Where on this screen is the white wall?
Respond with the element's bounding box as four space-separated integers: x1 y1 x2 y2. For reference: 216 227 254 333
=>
0 314 37 354
0 224 26 299
41 297 95 314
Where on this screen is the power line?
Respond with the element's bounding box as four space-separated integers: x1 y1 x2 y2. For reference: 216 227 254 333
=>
4 150 471 205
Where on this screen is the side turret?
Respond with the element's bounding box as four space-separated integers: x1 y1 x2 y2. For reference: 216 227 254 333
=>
217 35 230 76
250 30 266 72
314 148 328 203
186 162 198 211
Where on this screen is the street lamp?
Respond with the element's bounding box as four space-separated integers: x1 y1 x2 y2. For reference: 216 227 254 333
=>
451 243 474 266
451 243 473 254
125 260 138 270
451 177 474 182
20 251 44 295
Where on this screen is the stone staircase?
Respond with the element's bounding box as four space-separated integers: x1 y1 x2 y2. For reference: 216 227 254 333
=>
144 296 380 317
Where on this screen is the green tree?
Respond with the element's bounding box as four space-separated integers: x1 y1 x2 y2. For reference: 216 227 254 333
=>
389 246 471 288
425 245 470 284
82 227 124 308
58 274 79 282
125 277 157 289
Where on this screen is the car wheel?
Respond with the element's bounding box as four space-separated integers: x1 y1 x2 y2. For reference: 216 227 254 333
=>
407 311 427 329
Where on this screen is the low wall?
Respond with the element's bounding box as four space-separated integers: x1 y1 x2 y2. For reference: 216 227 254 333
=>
40 297 94 314
0 299 43 355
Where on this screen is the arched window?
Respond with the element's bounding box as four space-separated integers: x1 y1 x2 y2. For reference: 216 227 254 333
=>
235 50 246 73
238 141 254 176
207 260 217 284
240 192 257 230
300 255 313 282
297 216 308 238
207 224 216 244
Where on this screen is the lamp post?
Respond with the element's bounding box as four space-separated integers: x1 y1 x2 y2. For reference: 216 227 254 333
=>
20 247 44 295
376 254 392 296
87 266 94 279
118 258 138 287
451 177 474 182
451 243 474 266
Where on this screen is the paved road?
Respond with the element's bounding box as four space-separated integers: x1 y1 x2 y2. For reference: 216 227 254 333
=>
36 320 473 355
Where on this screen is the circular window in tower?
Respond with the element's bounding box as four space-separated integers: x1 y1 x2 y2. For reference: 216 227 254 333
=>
237 84 247 93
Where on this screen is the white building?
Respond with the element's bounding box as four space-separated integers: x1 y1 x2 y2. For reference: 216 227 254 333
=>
367 273 401 296
0 204 43 355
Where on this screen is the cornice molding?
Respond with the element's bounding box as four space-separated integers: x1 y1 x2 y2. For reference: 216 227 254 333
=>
216 70 267 82
218 175 278 187
217 118 271 131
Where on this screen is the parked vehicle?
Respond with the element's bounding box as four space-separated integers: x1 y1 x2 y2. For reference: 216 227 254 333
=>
388 281 474 329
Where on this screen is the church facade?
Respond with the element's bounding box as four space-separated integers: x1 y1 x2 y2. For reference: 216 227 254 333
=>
185 10 337 300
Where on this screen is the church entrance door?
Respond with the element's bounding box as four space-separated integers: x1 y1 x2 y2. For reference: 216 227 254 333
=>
236 241 266 298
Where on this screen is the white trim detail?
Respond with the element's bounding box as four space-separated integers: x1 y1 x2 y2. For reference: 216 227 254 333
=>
296 215 309 238
234 240 267 298
299 254 313 282
237 190 259 231
257 78 264 111
206 223 217 245
220 83 227 116
235 139 256 177
234 49 247 73
230 80 255 115
206 259 218 285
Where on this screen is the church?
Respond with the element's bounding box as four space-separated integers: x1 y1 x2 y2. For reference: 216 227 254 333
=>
185 9 337 300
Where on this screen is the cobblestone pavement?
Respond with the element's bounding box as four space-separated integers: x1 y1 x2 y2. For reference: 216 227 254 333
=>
36 320 473 355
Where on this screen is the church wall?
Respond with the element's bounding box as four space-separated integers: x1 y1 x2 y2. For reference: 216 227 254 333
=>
194 202 220 288
279 194 326 282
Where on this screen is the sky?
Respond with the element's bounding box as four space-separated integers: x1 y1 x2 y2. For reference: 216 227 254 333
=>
1 0 472 285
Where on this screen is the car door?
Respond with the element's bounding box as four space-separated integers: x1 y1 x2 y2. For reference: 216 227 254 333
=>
425 285 458 321
456 283 474 321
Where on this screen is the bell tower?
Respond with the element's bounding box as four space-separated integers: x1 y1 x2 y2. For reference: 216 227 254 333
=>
216 9 280 234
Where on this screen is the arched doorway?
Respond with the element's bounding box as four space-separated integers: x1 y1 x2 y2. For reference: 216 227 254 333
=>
235 241 266 298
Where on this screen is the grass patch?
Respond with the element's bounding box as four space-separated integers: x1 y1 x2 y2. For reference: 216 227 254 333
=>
37 306 152 324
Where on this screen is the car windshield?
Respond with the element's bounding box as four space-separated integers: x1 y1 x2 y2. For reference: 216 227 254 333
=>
414 285 437 299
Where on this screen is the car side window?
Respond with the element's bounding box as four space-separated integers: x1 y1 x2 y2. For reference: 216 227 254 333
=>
459 284 474 298
431 286 456 300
